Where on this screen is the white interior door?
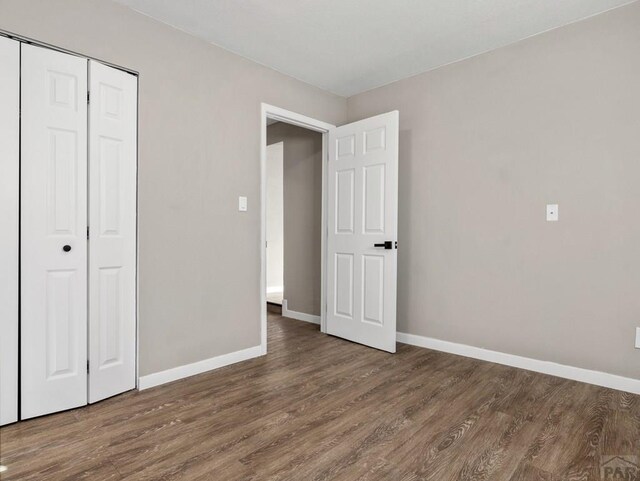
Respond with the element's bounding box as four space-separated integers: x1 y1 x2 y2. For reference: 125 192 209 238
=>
326 111 399 352
88 60 137 403
0 36 20 426
21 44 88 419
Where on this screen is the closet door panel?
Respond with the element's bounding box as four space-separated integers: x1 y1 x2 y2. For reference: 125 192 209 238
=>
88 60 137 403
21 44 88 419
0 36 20 426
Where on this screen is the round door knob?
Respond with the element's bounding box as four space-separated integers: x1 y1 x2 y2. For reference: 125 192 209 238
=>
62 245 71 252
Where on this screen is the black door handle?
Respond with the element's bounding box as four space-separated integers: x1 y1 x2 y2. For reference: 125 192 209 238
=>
374 241 393 250
63 245 71 252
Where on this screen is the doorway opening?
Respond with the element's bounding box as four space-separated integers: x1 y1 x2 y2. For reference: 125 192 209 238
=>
260 105 400 355
260 104 334 353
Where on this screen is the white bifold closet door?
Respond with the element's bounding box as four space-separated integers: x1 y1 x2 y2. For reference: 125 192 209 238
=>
21 44 89 419
21 45 137 419
88 60 137 403
0 36 20 426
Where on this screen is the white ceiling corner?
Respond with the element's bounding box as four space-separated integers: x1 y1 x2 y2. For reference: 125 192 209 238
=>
113 0 635 97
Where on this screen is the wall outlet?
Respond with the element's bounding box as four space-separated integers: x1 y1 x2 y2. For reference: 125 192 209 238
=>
546 204 559 222
636 327 640 349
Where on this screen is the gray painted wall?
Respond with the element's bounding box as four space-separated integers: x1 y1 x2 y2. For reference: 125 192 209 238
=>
267 123 323 316
348 2 640 379
0 0 346 376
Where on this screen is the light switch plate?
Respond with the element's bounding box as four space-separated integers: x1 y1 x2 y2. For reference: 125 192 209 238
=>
238 196 247 212
546 204 558 222
635 327 640 349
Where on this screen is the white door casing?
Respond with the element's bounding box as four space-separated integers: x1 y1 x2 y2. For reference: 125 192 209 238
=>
0 36 20 426
326 111 399 353
21 44 88 419
88 60 138 403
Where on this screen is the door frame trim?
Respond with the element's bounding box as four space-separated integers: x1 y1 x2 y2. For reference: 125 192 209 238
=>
260 103 335 354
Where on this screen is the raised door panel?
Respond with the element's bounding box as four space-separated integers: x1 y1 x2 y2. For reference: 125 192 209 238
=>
88 60 137 403
98 137 124 236
362 255 384 325
98 267 124 368
334 253 354 319
335 169 355 234
363 126 386 154
363 164 386 234
0 36 20 426
21 43 88 419
45 270 79 377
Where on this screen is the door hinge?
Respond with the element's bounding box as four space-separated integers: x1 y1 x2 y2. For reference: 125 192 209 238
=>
87 360 90 373
87 226 90 239
87 91 90 104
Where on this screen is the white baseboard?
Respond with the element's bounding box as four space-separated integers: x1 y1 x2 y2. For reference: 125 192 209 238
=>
138 345 263 390
396 332 640 395
266 286 284 294
137 326 638 395
282 299 321 325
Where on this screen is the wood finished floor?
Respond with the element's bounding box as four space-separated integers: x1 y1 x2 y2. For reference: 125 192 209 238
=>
1 313 639 481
